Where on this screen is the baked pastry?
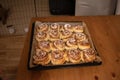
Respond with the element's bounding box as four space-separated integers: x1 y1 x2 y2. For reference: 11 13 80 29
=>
50 40 65 51
61 24 73 32
74 32 87 41
60 30 73 39
38 41 50 52
35 32 48 41
50 23 60 30
36 23 49 32
49 30 60 41
78 39 90 50
81 48 96 62
33 22 97 66
50 50 66 65
67 49 81 63
65 38 78 50
33 49 50 65
73 24 84 32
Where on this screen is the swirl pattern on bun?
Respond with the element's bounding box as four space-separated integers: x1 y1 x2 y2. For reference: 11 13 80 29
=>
33 49 50 65
38 41 50 52
73 24 84 32
67 49 81 63
62 24 73 32
50 23 60 30
81 48 96 62
49 30 60 41
74 32 87 41
50 40 65 51
36 23 49 32
35 32 48 41
50 50 66 65
65 38 78 50
60 30 73 39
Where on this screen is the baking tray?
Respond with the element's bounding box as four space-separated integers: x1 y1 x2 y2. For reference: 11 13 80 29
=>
28 21 102 70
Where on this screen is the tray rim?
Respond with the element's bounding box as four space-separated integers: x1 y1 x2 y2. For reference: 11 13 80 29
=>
27 21 102 70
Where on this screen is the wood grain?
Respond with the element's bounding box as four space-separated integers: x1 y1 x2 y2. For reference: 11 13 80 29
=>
0 36 25 80
16 16 120 80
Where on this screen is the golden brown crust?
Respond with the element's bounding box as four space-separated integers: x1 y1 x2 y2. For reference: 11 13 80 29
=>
50 50 66 65
50 23 60 30
67 49 81 63
60 30 73 39
50 41 58 51
50 40 65 51
61 24 73 32
65 38 78 50
36 23 49 32
54 40 65 50
81 48 96 62
78 39 90 50
49 30 60 41
73 24 84 32
35 32 48 41
73 32 87 41
33 49 50 65
38 41 50 52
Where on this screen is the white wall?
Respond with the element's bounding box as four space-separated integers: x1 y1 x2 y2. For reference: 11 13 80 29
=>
116 0 120 15
75 0 117 16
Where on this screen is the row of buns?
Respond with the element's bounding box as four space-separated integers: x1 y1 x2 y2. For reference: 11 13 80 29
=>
35 31 87 41
35 23 85 41
33 48 96 65
36 39 90 52
36 23 84 32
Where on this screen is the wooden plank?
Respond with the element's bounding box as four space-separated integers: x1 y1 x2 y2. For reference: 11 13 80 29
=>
0 36 25 80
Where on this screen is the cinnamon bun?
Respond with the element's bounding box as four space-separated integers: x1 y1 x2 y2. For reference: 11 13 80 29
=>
67 49 81 63
78 39 90 50
73 24 84 32
81 48 96 62
74 32 87 41
60 30 73 39
62 24 73 32
38 41 50 52
35 32 48 41
49 30 60 41
36 23 49 32
50 23 60 30
33 49 50 65
65 38 78 50
50 40 65 51
50 50 66 65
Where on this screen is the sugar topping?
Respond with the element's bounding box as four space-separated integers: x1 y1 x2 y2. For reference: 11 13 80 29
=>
83 48 95 55
36 50 47 58
37 32 45 37
69 38 76 43
40 41 49 47
64 24 72 30
51 23 59 29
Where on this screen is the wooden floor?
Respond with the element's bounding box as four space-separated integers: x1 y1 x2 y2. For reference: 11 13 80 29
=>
0 36 25 80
